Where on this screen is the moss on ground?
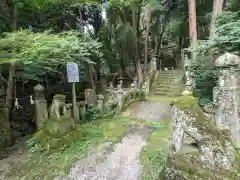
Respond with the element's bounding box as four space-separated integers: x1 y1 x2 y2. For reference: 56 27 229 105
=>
3 116 131 180
140 120 172 180
146 96 174 103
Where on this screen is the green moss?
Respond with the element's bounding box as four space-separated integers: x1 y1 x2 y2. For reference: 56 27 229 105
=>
140 121 171 180
162 153 239 180
146 96 173 103
35 129 82 150
169 95 197 110
160 96 239 180
170 96 231 144
43 117 76 138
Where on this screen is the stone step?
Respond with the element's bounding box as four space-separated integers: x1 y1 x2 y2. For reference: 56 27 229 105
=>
154 91 182 96
158 69 184 73
155 81 183 85
158 73 182 78
155 87 184 92
159 70 183 73
158 75 183 80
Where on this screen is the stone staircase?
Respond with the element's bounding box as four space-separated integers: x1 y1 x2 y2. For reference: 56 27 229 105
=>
152 70 185 96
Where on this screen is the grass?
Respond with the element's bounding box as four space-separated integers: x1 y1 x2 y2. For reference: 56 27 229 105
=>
140 120 172 180
3 116 131 180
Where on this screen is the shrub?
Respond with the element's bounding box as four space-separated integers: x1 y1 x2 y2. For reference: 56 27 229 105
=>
189 61 218 107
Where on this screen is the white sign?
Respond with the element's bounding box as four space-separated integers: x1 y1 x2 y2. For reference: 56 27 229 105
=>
67 62 79 83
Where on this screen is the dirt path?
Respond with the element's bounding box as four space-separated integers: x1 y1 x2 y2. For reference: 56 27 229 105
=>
59 126 153 180
58 100 171 180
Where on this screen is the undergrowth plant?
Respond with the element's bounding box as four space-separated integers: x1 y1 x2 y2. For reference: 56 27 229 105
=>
189 61 218 107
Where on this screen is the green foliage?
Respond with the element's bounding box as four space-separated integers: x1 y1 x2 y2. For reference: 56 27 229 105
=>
85 104 101 121
198 11 240 54
189 62 218 106
0 30 103 80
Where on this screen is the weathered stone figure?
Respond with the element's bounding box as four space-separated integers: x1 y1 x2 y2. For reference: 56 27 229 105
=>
34 84 48 129
182 54 194 96
84 88 96 104
34 94 80 150
49 94 67 119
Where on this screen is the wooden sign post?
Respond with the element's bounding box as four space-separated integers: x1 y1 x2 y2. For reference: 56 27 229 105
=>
67 62 80 122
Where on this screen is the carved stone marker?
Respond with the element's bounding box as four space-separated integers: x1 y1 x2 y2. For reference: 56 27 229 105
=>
34 84 48 130
84 88 96 104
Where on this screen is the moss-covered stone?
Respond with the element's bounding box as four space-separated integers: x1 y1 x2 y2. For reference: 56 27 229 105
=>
161 153 240 180
43 117 76 138
34 115 81 150
170 96 231 141
35 128 82 150
161 96 240 180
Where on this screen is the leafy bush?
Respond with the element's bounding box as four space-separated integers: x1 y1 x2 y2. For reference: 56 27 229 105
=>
85 104 101 122
189 61 218 107
0 30 104 81
198 11 240 54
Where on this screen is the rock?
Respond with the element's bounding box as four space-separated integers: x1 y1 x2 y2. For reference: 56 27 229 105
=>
160 96 240 180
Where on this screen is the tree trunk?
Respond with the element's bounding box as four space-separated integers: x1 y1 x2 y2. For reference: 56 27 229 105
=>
4 0 17 147
210 0 224 38
143 6 151 71
132 8 143 87
188 0 198 62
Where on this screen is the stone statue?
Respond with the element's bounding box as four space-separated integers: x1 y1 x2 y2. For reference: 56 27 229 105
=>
34 84 48 129
49 94 67 120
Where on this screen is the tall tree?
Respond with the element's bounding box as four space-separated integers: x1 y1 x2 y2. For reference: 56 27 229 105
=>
188 0 197 62
210 0 224 38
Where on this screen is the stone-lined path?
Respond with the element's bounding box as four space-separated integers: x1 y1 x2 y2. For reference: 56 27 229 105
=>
59 100 171 180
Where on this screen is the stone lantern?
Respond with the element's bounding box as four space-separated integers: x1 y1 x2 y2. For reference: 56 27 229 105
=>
117 76 124 90
213 52 240 147
181 54 194 96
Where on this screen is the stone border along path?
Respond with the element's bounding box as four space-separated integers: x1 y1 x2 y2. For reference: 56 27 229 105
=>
58 101 171 180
